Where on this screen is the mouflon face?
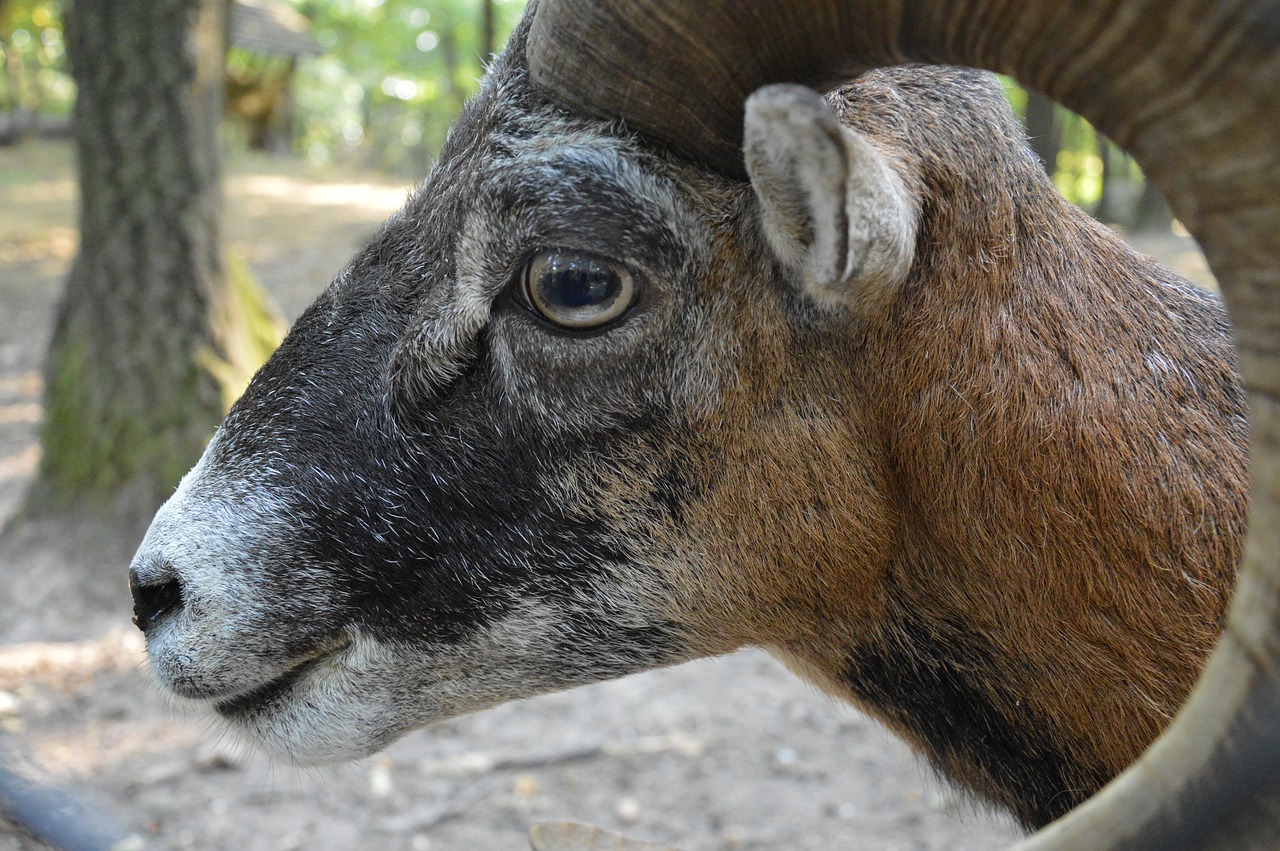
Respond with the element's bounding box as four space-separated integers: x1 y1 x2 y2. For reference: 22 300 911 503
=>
128 19 875 763
129 11 1247 833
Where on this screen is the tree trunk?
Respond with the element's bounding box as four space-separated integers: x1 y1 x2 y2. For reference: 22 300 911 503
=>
28 0 279 523
1093 133 1119 224
438 8 464 116
276 57 298 154
0 25 35 143
1023 90 1060 176
482 0 497 62
0 31 15 114
1133 176 1175 233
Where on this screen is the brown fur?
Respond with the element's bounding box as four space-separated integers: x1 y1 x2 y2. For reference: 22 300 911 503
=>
640 68 1248 828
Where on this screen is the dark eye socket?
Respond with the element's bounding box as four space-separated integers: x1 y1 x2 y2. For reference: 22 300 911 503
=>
520 250 637 330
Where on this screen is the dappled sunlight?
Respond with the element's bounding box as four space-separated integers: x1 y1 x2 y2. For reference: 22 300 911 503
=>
0 632 197 778
0 371 41 501
0 402 41 426
0 636 1021 850
0 444 39 484
20 722 203 779
0 372 42 398
7 179 76 205
228 173 410 216
16 706 207 781
0 149 81 267
0 227 78 266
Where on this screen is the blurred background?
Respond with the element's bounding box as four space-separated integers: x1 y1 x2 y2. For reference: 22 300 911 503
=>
0 0 1194 211
1 0 527 173
0 2 1210 849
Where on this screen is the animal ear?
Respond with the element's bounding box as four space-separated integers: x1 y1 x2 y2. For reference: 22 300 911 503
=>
745 84 917 311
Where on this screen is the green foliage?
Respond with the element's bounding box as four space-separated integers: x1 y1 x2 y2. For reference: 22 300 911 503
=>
289 0 524 174
0 0 74 116
1001 77 1158 228
2 0 1167 218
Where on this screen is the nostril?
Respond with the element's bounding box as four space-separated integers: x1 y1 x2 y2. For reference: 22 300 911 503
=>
130 570 185 634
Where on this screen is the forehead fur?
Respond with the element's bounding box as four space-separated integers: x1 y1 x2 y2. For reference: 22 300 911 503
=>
381 22 727 428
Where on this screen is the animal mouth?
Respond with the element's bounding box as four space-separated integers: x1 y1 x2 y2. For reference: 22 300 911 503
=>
215 635 353 717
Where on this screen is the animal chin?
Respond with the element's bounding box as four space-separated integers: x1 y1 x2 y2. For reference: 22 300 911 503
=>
214 636 353 719
210 634 417 765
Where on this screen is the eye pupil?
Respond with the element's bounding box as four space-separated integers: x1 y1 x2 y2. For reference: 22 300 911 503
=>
546 259 616 308
523 250 637 330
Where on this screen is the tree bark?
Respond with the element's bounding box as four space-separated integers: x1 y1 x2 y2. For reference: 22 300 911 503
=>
29 0 279 523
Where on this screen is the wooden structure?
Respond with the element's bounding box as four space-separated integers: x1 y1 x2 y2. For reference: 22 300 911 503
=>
227 0 323 151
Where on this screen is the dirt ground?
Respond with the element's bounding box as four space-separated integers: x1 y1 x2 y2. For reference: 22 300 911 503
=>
0 141 1213 851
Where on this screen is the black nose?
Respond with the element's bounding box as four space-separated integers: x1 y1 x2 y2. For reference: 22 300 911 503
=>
129 561 184 633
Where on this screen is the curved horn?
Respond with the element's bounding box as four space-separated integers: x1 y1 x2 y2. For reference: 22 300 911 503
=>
529 2 1280 848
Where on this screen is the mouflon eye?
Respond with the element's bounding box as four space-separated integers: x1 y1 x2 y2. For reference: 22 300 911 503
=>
521 250 637 330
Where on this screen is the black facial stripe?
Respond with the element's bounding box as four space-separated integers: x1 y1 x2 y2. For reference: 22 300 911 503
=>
843 611 1111 830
